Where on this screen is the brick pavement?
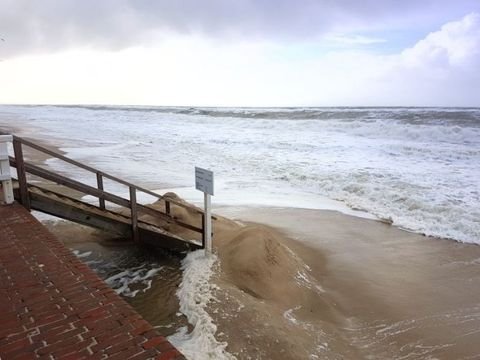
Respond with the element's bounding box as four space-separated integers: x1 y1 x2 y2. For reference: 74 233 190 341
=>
0 203 186 360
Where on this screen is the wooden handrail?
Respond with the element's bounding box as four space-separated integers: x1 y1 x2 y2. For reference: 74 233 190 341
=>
13 135 163 198
3 133 211 217
96 173 106 210
9 156 204 234
12 139 30 210
129 186 139 242
10 157 131 207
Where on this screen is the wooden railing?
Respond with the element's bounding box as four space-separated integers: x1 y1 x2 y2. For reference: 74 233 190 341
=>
2 132 213 246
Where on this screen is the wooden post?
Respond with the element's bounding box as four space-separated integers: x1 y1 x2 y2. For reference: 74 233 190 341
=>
129 186 139 242
13 139 30 210
96 172 105 210
201 213 206 249
0 135 14 204
165 200 171 216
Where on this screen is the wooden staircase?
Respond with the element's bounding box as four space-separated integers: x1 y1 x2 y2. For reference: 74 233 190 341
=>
2 133 209 252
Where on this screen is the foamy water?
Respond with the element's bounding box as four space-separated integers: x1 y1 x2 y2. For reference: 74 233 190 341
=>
168 250 235 360
72 244 235 359
1 105 479 243
71 249 168 298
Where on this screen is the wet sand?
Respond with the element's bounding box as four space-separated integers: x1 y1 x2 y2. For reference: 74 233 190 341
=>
212 206 480 359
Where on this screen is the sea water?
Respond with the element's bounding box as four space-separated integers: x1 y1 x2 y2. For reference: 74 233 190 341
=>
1 105 479 244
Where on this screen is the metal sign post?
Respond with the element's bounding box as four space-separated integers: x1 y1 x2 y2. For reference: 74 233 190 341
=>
195 167 214 254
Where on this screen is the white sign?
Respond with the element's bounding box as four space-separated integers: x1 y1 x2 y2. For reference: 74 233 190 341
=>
195 167 214 196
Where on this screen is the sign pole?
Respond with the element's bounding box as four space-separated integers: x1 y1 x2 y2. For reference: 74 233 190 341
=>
195 167 214 255
204 191 212 254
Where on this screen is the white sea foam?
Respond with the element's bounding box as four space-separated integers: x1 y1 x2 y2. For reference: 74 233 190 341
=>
75 250 92 258
32 211 63 222
71 248 164 298
168 250 235 360
104 265 163 297
72 249 93 258
283 306 302 325
1 105 479 244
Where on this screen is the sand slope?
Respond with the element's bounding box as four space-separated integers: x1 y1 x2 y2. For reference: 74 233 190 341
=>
145 194 360 358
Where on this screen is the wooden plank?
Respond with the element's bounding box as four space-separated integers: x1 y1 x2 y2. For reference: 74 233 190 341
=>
25 184 186 235
173 217 204 234
139 228 201 252
27 184 132 223
28 191 130 236
130 186 139 242
27 189 201 251
135 203 204 234
12 139 30 210
136 202 203 233
15 160 132 208
96 172 106 210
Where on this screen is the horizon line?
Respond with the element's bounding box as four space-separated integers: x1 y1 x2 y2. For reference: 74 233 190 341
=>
1 103 480 109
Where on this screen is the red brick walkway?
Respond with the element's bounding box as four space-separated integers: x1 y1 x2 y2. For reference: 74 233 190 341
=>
0 203 185 360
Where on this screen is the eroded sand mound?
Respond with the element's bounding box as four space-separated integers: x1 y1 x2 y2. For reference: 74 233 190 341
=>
146 193 333 310
145 194 350 358
219 226 300 301
118 192 349 358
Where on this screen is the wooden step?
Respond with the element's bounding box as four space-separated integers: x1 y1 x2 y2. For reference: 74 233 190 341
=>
14 184 202 252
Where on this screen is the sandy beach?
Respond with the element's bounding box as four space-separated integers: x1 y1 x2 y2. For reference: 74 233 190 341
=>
213 207 480 359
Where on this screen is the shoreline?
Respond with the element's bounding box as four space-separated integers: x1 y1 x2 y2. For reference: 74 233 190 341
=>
209 205 480 359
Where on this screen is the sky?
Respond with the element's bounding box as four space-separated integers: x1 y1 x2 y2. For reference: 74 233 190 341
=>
0 0 479 107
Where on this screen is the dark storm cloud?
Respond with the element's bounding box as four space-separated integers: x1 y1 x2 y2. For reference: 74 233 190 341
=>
0 0 479 57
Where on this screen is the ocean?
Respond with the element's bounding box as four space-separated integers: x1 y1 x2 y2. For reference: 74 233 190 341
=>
1 105 478 244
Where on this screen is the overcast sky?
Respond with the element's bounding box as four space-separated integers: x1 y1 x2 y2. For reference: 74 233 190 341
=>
1 0 479 106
